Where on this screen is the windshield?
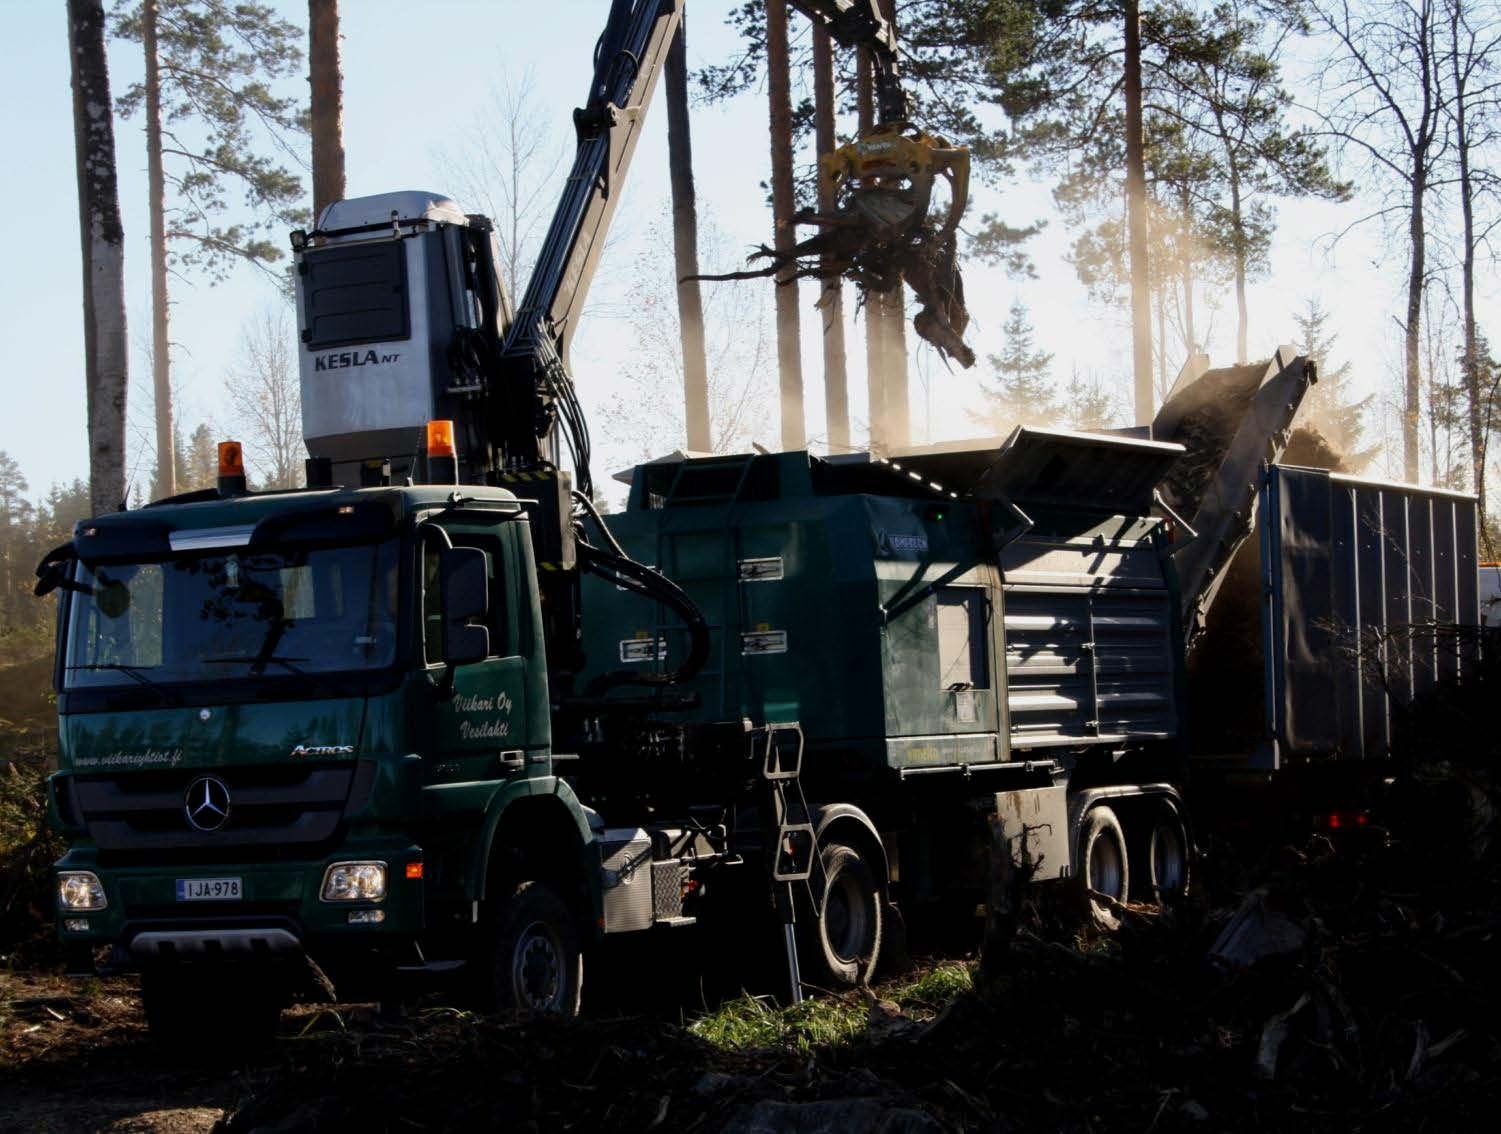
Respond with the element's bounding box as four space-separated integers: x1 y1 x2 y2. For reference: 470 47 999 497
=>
63 540 400 690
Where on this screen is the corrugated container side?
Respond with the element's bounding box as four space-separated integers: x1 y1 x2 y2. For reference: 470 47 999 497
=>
1262 466 1480 765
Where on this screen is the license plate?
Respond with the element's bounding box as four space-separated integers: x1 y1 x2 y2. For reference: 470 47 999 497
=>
176 877 242 901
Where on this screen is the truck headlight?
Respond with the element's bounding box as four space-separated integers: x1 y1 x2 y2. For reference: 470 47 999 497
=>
321 861 387 902
58 871 107 911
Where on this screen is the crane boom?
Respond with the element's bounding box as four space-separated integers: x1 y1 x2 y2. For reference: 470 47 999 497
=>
787 0 906 123
506 0 682 371
495 0 683 489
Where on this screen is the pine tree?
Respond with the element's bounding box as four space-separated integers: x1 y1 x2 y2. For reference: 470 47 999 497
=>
812 20 850 452
1294 296 1372 462
666 15 711 452
976 300 1057 430
766 0 805 450
113 0 309 497
308 0 345 221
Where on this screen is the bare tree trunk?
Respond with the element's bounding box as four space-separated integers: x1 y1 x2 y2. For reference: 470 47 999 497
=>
1155 284 1169 402
309 0 346 221
813 23 850 453
1310 0 1444 483
144 0 174 498
857 47 886 451
1124 0 1154 425
68 0 129 516
666 18 710 452
1229 161 1248 365
1449 1 1486 541
879 293 910 447
1403 169 1427 482
1179 185 1195 355
767 0 805 451
875 0 909 449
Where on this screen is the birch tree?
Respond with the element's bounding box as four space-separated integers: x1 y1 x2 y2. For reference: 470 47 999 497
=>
226 308 302 490
69 0 130 517
1310 0 1448 482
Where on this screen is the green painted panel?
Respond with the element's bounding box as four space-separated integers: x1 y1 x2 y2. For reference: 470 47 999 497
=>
60 696 367 773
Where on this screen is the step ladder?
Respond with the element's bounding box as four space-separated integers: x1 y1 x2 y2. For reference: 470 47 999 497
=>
754 722 818 1005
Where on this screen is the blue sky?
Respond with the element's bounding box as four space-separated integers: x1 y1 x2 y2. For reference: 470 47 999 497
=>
1 0 1490 502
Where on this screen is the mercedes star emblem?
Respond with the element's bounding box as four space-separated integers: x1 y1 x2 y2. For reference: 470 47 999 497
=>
184 775 231 832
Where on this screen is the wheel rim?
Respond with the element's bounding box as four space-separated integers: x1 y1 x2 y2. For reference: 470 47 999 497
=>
823 872 871 964
1151 821 1186 894
512 919 564 1011
1088 830 1124 900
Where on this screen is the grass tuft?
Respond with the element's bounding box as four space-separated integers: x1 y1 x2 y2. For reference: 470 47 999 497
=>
690 962 975 1053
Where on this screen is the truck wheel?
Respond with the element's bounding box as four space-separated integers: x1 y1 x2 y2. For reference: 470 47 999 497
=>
810 841 884 987
1079 806 1129 903
1145 807 1190 900
141 968 280 1049
489 881 583 1016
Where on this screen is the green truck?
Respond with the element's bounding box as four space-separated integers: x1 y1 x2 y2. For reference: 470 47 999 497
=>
40 0 1481 1041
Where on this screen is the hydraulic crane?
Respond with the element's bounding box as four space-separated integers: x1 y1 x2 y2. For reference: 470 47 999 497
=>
291 0 972 612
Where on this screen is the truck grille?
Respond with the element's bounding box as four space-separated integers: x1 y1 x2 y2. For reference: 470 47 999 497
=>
72 761 371 857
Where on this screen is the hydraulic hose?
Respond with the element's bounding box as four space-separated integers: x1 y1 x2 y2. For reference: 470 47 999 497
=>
573 491 710 694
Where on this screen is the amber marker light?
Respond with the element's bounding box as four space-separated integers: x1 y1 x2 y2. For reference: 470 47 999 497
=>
426 419 458 485
217 440 248 496
218 441 244 476
405 862 424 880
426 420 456 459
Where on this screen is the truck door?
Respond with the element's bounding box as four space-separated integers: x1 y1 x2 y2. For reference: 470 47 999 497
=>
421 522 538 782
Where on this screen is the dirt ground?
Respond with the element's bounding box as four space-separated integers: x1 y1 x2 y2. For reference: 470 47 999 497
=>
3 648 1499 1133
4 801 1499 1134
0 969 317 1133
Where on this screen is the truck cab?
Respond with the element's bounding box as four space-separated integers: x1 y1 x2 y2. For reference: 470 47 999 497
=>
45 480 602 1033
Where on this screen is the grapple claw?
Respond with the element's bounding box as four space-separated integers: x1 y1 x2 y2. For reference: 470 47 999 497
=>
695 124 976 367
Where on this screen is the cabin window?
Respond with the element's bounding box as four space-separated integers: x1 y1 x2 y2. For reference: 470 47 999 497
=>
300 241 409 349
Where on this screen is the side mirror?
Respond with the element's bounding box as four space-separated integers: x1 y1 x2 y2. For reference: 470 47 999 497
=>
34 544 84 597
439 546 490 666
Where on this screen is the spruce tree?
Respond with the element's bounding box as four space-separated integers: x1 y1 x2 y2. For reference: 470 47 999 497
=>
976 300 1056 430
1294 296 1372 462
181 423 217 491
112 0 308 497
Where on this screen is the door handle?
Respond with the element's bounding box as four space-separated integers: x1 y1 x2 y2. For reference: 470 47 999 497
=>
498 750 526 772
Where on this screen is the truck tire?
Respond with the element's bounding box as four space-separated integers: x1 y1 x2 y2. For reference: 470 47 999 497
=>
1144 806 1190 900
809 841 883 987
141 968 280 1050
488 881 583 1016
1079 806 1129 903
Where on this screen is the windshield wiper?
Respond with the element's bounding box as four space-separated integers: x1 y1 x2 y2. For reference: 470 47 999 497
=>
201 654 310 676
67 663 181 704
